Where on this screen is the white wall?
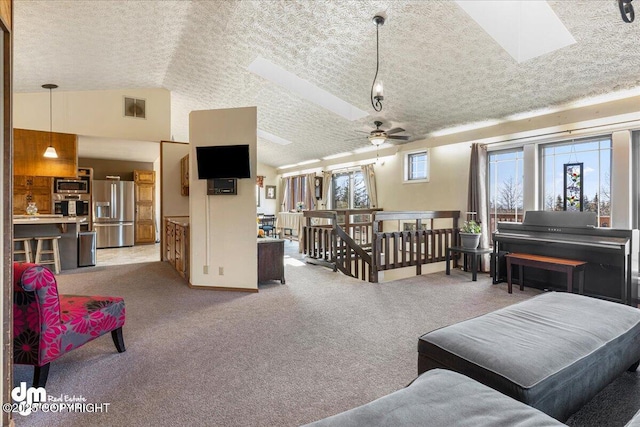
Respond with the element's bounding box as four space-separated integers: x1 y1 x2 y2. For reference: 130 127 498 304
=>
189 107 257 290
612 130 633 228
161 141 190 217
14 88 171 142
257 162 278 215
161 141 190 260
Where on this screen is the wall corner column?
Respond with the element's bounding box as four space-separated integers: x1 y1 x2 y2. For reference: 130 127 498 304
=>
611 130 632 229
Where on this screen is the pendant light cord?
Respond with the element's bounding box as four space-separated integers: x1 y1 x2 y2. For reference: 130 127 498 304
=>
370 21 382 112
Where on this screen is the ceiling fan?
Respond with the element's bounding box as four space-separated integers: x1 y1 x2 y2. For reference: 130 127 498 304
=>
362 121 410 146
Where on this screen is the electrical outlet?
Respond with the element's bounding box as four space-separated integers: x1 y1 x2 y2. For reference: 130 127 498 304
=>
219 267 224 276
203 265 209 274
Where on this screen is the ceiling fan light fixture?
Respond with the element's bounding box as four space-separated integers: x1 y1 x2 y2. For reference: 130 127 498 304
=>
369 135 386 146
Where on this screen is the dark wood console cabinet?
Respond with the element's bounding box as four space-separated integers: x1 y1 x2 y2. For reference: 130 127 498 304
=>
258 238 285 284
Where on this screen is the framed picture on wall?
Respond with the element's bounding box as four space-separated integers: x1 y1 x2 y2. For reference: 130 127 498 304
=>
265 185 276 199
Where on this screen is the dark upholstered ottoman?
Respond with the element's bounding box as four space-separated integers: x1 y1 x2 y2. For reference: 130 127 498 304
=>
303 369 563 427
418 292 640 421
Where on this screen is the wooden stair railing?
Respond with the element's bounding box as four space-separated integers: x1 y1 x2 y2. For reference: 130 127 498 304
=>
333 224 373 281
304 210 460 283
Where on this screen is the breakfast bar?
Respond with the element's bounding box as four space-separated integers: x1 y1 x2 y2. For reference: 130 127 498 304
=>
13 215 87 270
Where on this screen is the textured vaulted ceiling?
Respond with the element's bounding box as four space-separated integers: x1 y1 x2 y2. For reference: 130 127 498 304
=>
13 1 640 167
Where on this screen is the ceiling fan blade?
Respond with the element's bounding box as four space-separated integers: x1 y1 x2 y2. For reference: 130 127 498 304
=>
385 127 405 135
387 135 410 140
354 130 370 134
344 136 366 142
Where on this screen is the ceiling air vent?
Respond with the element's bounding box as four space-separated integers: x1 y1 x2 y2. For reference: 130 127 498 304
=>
124 97 146 119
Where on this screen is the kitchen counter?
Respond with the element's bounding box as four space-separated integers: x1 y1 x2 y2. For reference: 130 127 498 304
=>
13 215 88 270
13 215 86 225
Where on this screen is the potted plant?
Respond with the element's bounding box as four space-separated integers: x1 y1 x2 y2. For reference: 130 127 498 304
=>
460 220 481 249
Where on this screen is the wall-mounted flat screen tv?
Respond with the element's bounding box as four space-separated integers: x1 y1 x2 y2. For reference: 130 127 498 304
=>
196 144 251 179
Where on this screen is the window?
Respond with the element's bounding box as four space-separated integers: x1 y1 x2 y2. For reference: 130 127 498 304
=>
331 170 369 209
404 150 429 182
541 137 611 227
488 149 524 235
283 175 307 211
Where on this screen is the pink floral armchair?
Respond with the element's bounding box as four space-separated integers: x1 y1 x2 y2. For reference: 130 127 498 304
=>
13 262 126 387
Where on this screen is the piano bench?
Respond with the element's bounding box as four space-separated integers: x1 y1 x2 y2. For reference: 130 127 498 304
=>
505 253 587 294
418 292 640 421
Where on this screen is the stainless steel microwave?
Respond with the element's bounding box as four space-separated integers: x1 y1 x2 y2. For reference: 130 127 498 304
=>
54 178 89 194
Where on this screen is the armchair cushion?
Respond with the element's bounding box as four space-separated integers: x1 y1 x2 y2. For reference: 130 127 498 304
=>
59 295 125 352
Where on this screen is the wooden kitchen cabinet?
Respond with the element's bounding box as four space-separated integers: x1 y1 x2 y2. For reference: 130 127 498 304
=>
180 154 189 196
134 170 155 184
165 219 175 266
134 170 156 244
175 222 189 279
164 217 189 280
14 129 77 177
13 175 53 215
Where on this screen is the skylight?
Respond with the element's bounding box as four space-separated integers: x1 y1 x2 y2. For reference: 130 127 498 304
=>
257 129 292 146
247 56 368 121
455 1 575 63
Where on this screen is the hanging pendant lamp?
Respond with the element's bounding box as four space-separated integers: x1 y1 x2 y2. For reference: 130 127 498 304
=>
42 83 58 158
370 15 385 112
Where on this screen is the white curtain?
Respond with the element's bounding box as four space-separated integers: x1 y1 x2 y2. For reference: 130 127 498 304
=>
321 170 332 209
305 173 316 210
361 164 378 208
468 143 490 268
281 177 291 212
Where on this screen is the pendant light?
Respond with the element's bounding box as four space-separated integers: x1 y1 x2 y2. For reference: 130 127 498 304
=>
370 15 385 112
42 83 58 159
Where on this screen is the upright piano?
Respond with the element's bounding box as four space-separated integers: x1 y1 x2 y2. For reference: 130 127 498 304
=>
493 211 639 306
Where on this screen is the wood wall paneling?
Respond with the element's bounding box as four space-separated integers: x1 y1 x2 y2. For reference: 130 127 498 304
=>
14 128 77 177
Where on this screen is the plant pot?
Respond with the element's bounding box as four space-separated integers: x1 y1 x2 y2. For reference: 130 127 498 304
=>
460 232 481 249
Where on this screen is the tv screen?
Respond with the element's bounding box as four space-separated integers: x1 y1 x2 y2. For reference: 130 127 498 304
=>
196 145 251 179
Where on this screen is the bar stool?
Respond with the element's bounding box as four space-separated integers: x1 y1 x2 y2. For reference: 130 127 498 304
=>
34 236 61 274
13 238 33 263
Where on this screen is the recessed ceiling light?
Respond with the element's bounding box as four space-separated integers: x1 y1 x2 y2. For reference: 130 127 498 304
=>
296 159 321 166
257 129 292 146
277 164 298 169
323 152 353 160
455 1 575 63
430 119 502 137
247 56 368 121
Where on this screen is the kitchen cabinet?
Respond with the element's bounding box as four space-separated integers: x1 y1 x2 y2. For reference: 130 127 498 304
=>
165 219 175 266
14 129 77 177
175 222 189 279
165 217 189 280
13 176 53 215
134 170 155 244
134 170 155 184
180 154 189 196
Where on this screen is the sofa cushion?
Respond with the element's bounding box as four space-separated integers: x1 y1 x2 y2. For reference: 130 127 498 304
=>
418 292 640 421
303 369 564 427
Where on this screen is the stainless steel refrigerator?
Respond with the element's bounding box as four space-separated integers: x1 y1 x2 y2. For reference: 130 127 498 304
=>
93 180 135 248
